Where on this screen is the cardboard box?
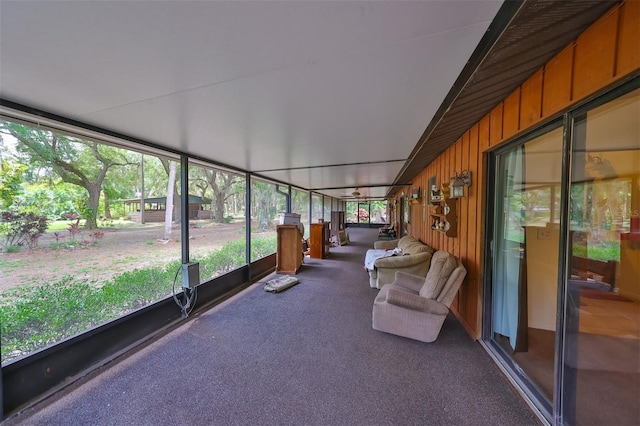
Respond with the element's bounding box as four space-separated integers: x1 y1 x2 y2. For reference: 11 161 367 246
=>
279 213 301 225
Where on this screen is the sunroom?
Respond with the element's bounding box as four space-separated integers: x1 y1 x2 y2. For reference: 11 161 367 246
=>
1 1 638 425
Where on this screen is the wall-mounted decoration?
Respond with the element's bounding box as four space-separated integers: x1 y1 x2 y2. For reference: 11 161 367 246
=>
430 185 442 203
450 170 472 198
409 185 421 205
411 186 421 199
428 176 437 204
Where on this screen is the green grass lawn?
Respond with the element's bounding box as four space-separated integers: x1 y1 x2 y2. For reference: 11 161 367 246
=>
0 235 277 363
47 219 148 232
572 242 620 262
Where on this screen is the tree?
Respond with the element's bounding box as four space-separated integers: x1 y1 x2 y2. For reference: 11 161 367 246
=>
251 180 285 230
0 160 26 209
292 189 309 219
190 167 242 223
370 200 387 223
159 158 181 225
101 154 142 220
1 122 135 229
164 160 177 240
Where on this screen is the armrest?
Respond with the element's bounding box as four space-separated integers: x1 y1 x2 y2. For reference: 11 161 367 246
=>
385 288 449 315
374 252 430 269
374 239 399 250
391 271 425 293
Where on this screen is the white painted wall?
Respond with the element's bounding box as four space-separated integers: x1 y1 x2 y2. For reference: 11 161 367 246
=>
526 225 559 331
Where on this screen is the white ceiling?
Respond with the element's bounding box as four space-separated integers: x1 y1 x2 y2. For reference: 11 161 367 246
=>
0 1 502 200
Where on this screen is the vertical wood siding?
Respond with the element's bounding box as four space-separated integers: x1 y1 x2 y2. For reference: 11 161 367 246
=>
542 45 573 116
402 1 639 338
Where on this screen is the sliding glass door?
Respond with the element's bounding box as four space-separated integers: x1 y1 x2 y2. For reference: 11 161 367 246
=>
562 87 639 425
486 82 639 424
489 125 564 412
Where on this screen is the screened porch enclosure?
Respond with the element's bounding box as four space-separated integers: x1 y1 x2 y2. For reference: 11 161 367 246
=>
1 0 638 424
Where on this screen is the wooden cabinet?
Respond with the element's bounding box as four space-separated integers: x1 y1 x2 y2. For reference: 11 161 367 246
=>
310 222 330 258
330 211 345 238
429 185 457 238
276 225 303 274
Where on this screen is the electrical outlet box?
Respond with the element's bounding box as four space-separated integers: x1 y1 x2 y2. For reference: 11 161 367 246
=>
181 262 200 289
537 228 552 240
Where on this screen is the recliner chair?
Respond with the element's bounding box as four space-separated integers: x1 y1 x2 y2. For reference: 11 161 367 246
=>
372 251 466 343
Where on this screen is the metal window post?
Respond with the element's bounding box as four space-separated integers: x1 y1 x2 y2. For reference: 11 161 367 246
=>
181 154 189 264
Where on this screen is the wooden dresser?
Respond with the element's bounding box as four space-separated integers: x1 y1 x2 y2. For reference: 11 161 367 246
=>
276 225 303 274
310 222 330 259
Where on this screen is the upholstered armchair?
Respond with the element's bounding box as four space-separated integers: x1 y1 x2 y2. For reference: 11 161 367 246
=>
372 251 466 343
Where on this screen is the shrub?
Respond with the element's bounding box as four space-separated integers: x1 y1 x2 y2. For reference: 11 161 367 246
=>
251 236 278 259
0 210 48 249
89 231 105 245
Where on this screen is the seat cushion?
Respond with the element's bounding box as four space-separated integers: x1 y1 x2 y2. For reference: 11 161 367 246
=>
419 251 456 299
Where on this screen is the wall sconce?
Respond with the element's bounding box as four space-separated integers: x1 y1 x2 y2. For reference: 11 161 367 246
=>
450 170 472 198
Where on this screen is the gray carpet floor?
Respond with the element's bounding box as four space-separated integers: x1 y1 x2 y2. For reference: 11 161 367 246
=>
7 228 539 425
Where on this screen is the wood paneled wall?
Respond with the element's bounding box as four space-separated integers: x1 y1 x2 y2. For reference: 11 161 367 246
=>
402 1 639 338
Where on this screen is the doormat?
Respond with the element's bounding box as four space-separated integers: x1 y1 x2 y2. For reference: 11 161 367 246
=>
264 275 300 293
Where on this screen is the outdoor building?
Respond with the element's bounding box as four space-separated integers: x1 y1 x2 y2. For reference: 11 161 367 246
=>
122 195 213 222
0 1 638 425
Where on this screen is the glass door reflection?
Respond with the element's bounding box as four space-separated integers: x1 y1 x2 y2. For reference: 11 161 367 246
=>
491 126 564 406
564 88 640 425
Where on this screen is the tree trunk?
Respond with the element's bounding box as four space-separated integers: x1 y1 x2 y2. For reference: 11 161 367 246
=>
164 160 177 240
213 196 225 223
174 194 182 223
104 192 112 219
209 170 236 223
85 184 101 230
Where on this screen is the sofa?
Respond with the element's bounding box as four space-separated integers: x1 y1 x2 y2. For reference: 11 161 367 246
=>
365 235 434 289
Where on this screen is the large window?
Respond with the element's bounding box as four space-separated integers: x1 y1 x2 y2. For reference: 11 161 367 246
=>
311 193 323 224
292 188 310 238
323 195 332 223
188 161 247 281
0 119 183 363
358 202 370 224
346 201 357 224
345 200 386 225
370 200 387 224
249 178 285 262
